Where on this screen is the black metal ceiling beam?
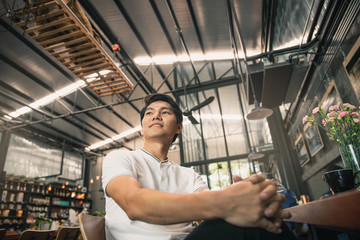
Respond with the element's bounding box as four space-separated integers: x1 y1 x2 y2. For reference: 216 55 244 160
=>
112 0 174 93
262 0 276 53
228 0 248 60
1 85 128 150
186 0 205 54
149 0 177 55
306 0 325 43
173 76 240 95
0 80 104 140
81 88 136 125
166 0 201 86
0 92 90 148
22 124 88 149
226 0 241 79
0 17 137 128
0 53 121 135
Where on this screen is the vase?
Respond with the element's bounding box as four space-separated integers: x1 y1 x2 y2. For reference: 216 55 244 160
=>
339 144 360 187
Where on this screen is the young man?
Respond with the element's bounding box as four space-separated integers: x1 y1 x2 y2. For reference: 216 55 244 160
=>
102 93 296 240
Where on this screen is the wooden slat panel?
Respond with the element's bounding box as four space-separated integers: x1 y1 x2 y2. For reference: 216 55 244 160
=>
33 24 77 40
44 36 88 51
72 62 112 74
8 0 133 97
26 16 72 34
62 53 102 65
11 1 58 15
51 42 93 56
37 30 83 46
15 9 65 27
76 66 114 77
67 57 104 70
56 47 97 61
88 79 125 87
91 82 128 91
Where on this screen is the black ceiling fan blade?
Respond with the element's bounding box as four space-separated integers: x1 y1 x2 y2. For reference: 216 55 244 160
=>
187 115 199 124
190 96 215 112
183 110 191 117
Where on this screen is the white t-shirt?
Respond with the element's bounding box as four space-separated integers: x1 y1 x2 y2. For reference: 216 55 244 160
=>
102 149 208 240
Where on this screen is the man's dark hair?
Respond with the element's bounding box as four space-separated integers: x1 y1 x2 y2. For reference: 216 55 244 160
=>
140 93 183 142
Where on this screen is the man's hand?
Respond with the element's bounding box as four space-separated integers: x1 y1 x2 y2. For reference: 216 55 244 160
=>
230 174 291 233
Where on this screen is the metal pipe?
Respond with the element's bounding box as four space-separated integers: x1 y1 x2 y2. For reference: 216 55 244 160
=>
165 0 201 86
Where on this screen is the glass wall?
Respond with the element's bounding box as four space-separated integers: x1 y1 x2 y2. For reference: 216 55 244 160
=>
4 134 62 178
179 82 273 189
58 151 83 180
4 133 82 181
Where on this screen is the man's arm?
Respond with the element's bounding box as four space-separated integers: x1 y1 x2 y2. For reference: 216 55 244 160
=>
107 174 285 233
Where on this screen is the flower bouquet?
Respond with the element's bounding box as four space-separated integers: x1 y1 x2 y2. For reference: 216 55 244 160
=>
302 103 360 184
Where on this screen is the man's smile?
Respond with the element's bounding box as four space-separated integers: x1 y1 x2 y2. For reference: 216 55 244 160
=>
150 123 163 127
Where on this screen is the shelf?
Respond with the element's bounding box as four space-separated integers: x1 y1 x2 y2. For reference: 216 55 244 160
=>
51 205 82 209
0 216 25 219
1 181 89 230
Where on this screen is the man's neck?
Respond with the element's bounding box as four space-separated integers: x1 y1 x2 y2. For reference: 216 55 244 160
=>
143 140 171 161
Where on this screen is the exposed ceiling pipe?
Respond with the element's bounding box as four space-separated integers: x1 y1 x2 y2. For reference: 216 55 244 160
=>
306 0 326 43
165 0 202 86
299 0 317 49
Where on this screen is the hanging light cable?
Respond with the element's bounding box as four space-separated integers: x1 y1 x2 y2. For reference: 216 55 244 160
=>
246 75 273 120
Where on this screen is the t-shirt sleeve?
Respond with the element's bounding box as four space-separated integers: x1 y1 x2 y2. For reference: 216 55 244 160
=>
102 150 136 197
193 171 209 192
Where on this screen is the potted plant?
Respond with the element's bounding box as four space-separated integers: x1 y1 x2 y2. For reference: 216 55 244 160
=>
6 174 14 181
19 175 26 182
303 103 360 186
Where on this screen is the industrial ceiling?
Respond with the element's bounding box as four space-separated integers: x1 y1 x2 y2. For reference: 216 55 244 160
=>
0 0 342 155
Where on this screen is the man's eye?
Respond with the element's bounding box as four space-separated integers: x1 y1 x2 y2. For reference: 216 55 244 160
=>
145 112 153 115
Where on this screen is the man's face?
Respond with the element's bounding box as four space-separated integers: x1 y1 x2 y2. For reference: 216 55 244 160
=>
141 101 182 142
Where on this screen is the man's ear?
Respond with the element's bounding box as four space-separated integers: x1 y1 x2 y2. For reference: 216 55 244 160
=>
176 123 183 134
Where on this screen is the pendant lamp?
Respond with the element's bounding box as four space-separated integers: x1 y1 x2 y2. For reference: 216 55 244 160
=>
246 76 273 120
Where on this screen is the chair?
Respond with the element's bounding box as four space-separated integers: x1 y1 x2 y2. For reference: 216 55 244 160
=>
0 228 6 240
78 213 106 240
19 230 55 240
55 227 80 240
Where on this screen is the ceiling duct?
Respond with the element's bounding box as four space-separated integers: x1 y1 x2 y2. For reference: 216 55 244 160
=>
246 58 309 107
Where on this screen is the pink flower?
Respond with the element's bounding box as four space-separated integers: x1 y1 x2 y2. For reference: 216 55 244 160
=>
312 107 319 114
322 119 326 126
302 116 308 124
328 117 335 122
343 103 356 109
350 112 360 117
329 105 339 111
354 118 360 123
327 112 335 117
337 111 349 119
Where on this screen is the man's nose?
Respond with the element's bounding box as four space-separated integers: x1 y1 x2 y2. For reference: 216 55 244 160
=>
152 111 162 120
